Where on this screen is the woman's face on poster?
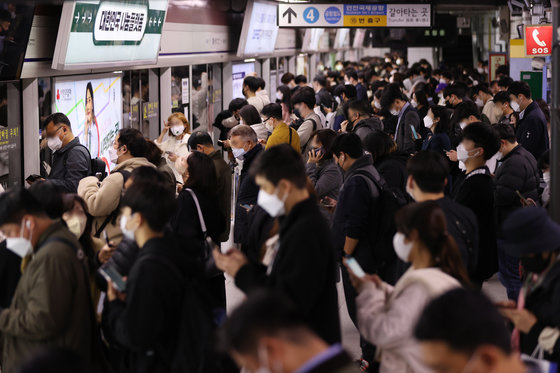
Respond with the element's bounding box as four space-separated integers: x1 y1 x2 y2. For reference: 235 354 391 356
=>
86 89 93 123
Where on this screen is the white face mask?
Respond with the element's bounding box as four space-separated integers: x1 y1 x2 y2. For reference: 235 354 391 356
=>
456 143 479 163
390 108 399 116
276 91 283 101
474 98 484 108
543 171 551 184
393 232 413 262
239 119 245 126
410 100 418 108
265 121 274 133
64 214 87 238
120 214 136 241
335 96 342 105
439 78 447 84
374 101 381 110
108 146 119 164
170 125 184 137
510 100 520 112
47 135 63 152
459 121 468 130
423 116 434 129
232 147 246 160
257 188 286 218
6 219 33 258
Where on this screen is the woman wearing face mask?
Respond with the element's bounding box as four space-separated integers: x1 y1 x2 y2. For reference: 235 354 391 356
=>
276 85 293 125
305 129 342 202
421 105 451 157
346 201 469 373
240 104 268 142
155 112 191 183
538 150 551 208
411 89 430 121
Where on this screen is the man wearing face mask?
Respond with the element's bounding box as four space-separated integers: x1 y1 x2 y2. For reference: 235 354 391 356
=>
381 83 421 154
213 144 341 345
219 291 358 373
499 207 560 364
229 125 264 245
0 188 94 372
243 76 269 114
473 83 501 125
493 123 539 300
508 81 549 161
261 103 300 152
332 84 357 132
291 87 322 159
340 100 383 142
43 113 91 193
78 128 153 243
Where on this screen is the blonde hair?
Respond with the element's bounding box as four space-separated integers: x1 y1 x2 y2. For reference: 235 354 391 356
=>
168 112 190 134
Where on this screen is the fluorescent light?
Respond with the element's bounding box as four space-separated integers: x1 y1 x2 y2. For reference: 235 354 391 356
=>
244 58 256 63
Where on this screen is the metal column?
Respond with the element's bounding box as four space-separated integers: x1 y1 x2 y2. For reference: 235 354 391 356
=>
551 0 560 221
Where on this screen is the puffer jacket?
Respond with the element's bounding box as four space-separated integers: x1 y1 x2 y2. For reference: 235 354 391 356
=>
494 145 539 235
352 117 383 143
78 157 155 243
305 159 343 200
356 268 461 373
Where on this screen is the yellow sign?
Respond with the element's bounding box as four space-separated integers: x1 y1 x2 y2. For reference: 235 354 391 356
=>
343 15 386 27
510 39 526 58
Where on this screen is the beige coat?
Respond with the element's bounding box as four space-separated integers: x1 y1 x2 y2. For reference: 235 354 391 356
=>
78 157 154 242
0 222 93 373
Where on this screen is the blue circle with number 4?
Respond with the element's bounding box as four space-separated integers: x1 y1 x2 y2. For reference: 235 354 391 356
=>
303 7 319 24
324 7 341 24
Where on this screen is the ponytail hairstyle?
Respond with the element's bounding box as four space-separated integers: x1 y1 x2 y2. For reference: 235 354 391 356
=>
395 201 471 287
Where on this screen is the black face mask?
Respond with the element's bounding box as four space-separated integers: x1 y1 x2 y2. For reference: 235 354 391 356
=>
521 254 551 274
294 108 302 119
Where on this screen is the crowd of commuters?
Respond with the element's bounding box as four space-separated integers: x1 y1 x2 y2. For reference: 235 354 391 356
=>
0 53 557 373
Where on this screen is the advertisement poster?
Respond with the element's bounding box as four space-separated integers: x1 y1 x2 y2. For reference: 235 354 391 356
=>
54 73 122 172
232 62 255 99
243 1 279 56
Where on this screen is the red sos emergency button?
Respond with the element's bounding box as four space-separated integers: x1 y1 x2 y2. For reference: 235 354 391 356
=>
525 25 553 56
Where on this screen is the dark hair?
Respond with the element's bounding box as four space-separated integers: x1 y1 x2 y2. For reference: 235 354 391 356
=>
256 77 266 90
276 85 292 110
407 151 449 193
294 74 307 85
473 83 490 96
122 177 176 232
0 9 11 23
429 105 451 135
0 188 47 226
218 290 307 355
331 132 363 159
493 91 510 104
85 82 95 118
129 166 173 194
187 131 214 151
28 182 64 219
291 86 316 109
118 128 146 158
344 68 358 81
243 76 260 93
444 84 465 100
462 122 500 160
412 89 430 108
43 112 71 131
261 103 283 121
309 129 338 160
508 81 531 99
395 201 471 286
239 105 262 126
313 75 327 87
494 123 517 143
536 99 550 123
380 83 405 111
18 347 95 373
363 131 397 164
453 101 480 122
333 84 357 100
144 139 163 165
251 144 307 189
185 151 217 194
346 99 371 116
281 72 295 85
228 98 249 112
414 288 511 354
498 76 513 89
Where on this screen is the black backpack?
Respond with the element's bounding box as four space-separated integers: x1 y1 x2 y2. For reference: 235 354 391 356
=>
354 170 410 265
63 142 107 180
290 117 317 132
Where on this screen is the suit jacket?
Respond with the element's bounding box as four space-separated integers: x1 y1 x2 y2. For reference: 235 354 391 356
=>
516 101 549 161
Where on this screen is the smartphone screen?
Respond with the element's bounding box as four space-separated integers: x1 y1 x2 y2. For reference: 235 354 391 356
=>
410 125 419 140
346 256 366 278
99 265 126 293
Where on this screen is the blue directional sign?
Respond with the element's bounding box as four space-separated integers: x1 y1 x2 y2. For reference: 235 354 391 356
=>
303 7 319 24
324 6 342 24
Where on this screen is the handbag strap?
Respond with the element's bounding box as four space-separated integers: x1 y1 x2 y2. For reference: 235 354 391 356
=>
185 188 207 238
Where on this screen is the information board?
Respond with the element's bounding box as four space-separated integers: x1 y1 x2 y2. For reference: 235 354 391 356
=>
278 3 431 28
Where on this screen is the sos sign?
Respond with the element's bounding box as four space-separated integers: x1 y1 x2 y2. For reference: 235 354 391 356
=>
525 25 553 56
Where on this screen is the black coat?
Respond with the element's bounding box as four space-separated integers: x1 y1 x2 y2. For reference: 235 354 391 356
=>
516 101 549 161
352 117 383 143
435 197 479 272
454 167 498 282
395 103 421 154
104 235 201 373
332 155 382 272
494 145 539 235
523 259 560 362
48 138 91 193
234 144 264 244
235 198 341 345
0 241 21 309
96 238 139 292
374 151 409 193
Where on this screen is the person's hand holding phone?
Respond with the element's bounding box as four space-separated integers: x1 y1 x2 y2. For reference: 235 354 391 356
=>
212 248 248 278
320 196 337 210
446 150 458 162
98 243 116 264
340 120 349 133
498 307 537 333
307 148 324 164
107 278 127 302
167 152 178 162
343 258 382 293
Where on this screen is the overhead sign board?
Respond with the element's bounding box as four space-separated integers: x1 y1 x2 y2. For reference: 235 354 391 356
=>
278 3 431 28
525 24 552 57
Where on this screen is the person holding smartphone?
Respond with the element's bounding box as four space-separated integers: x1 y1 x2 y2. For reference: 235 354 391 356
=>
305 129 342 202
